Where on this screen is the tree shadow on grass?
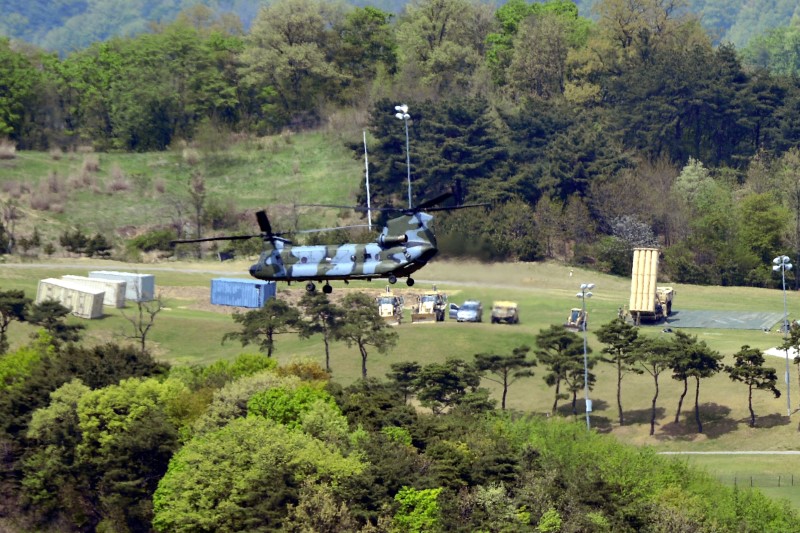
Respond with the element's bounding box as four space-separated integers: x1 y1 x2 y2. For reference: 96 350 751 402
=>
553 398 612 431
655 403 737 441
742 412 790 429
620 406 667 427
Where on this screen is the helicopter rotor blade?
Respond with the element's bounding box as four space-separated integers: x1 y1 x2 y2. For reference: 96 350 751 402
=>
422 202 491 213
412 192 453 212
299 192 487 216
170 234 260 245
297 203 372 212
299 193 453 214
291 224 372 234
255 210 272 234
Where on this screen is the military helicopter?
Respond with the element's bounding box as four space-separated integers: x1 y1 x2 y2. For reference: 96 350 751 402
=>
171 192 486 294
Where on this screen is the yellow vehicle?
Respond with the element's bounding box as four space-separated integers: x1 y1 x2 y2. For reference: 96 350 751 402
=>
564 307 588 331
376 287 404 325
629 248 676 324
411 288 447 323
491 301 519 324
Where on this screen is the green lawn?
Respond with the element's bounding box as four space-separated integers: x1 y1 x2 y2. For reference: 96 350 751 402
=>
669 454 800 510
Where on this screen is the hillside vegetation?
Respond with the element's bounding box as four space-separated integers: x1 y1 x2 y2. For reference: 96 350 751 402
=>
5 0 800 290
0 0 793 54
3 258 800 531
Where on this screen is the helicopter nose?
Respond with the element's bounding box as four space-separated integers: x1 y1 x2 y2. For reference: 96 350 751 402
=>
249 263 260 277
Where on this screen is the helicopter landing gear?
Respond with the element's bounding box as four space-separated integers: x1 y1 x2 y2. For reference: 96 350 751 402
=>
305 282 316 293
406 277 415 287
322 283 333 294
388 275 397 284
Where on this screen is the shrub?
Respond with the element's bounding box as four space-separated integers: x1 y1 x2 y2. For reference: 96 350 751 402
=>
247 384 337 428
1 181 22 198
182 148 200 166
107 176 131 193
46 171 64 193
49 147 63 160
0 138 16 160
81 154 99 173
127 228 177 252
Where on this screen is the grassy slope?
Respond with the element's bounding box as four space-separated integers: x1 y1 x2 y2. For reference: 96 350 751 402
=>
1 131 363 243
3 131 800 508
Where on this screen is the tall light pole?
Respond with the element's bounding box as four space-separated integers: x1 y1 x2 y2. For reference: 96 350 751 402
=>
394 104 412 209
773 255 793 416
576 282 594 430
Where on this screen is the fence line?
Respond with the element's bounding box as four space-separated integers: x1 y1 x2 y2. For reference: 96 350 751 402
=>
714 474 799 488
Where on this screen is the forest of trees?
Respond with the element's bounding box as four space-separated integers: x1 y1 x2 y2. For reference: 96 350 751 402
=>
2 0 798 54
1 290 799 532
6 0 800 286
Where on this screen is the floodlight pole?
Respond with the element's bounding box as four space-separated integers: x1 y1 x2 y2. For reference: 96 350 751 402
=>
577 283 594 430
773 255 793 417
363 130 372 232
395 104 412 209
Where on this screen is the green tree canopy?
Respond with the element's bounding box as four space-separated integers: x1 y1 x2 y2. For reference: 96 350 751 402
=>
336 292 398 379
474 345 536 410
595 318 641 425
223 298 302 357
726 345 781 427
0 289 31 355
535 325 589 415
152 416 364 532
26 299 85 344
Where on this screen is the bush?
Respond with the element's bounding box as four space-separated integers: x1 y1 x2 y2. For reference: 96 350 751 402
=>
594 236 633 276
128 228 177 252
0 138 16 160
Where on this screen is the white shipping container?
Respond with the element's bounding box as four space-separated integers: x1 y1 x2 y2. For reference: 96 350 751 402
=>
36 278 105 319
88 271 155 301
62 275 126 308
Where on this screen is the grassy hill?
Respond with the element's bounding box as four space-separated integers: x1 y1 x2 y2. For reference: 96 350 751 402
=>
0 130 365 248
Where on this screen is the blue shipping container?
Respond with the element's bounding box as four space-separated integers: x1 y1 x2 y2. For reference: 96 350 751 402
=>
88 271 155 302
211 278 276 308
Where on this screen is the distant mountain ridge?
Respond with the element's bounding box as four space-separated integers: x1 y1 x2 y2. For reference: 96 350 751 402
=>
0 0 796 55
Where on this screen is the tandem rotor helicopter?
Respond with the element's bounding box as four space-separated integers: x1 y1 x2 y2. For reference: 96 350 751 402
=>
171 191 487 294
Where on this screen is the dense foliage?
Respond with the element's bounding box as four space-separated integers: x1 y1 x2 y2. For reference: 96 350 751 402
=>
6 0 800 285
1 327 798 532
1 0 794 55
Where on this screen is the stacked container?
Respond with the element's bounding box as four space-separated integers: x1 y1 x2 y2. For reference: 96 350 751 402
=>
89 271 155 302
36 278 105 319
62 275 126 308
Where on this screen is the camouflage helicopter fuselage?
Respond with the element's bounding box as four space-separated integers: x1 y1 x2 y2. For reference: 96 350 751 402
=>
248 212 437 288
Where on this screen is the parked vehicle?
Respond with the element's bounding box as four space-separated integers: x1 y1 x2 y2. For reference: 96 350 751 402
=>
449 302 460 320
456 300 483 322
376 287 404 325
491 301 519 324
629 248 676 324
411 287 447 323
564 307 587 331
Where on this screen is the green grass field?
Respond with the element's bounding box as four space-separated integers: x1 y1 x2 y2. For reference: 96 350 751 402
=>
670 454 800 509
